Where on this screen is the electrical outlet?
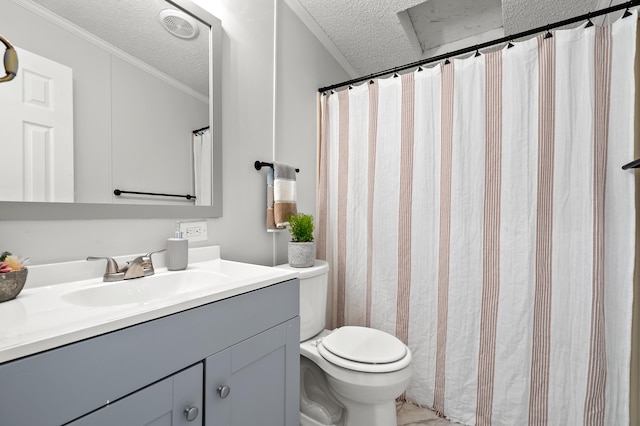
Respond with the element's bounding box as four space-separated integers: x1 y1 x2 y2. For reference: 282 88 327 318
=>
179 220 208 242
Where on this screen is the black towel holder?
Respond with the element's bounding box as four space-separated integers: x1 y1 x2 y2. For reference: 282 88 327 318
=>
114 189 196 200
254 161 299 173
622 159 640 170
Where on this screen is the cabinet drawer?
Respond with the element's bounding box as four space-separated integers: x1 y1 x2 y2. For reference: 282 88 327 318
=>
69 363 203 426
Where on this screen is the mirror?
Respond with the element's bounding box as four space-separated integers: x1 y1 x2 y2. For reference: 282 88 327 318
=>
0 0 222 219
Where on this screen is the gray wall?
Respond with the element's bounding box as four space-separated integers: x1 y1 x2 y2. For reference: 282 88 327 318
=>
273 1 350 265
110 56 207 205
0 0 350 267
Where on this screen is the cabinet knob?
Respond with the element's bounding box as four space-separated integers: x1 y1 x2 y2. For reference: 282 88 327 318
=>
217 385 231 399
183 406 199 422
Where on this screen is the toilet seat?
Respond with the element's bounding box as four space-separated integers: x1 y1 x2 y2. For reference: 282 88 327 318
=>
317 326 411 373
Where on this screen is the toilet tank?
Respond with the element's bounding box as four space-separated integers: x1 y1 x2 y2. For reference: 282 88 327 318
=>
276 260 329 341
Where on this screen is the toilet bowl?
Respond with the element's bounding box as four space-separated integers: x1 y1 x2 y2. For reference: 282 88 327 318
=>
299 355 345 426
275 261 413 426
301 328 412 426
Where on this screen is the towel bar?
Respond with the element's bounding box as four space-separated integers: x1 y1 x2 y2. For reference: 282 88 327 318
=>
254 161 299 173
622 159 640 170
114 189 196 200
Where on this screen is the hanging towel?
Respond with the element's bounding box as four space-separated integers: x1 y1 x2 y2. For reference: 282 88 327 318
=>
273 162 297 228
266 168 277 231
193 129 212 206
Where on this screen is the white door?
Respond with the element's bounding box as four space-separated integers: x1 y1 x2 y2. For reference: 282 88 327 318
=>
0 47 74 202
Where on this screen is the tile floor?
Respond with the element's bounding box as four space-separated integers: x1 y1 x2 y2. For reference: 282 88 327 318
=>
396 401 460 425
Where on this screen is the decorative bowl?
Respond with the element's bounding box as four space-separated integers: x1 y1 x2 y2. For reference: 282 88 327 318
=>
0 268 28 303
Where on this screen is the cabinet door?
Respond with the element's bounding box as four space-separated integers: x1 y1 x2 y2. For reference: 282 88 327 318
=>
69 363 203 426
205 318 299 426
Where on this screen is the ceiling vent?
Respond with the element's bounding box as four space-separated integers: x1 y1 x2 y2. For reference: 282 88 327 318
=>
159 9 199 40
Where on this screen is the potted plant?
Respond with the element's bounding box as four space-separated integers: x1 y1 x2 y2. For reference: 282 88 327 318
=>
287 213 316 268
0 251 29 303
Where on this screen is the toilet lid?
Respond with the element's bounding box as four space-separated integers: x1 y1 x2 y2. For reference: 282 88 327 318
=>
321 326 407 364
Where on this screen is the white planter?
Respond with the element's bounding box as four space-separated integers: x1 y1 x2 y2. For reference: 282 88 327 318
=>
288 242 316 268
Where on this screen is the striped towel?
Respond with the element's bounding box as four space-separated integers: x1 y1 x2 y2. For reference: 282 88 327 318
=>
266 168 277 231
267 162 297 230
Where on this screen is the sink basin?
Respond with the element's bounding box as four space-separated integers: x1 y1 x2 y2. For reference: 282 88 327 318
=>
62 270 228 307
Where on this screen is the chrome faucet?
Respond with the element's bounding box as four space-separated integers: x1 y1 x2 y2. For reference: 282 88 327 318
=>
87 249 165 282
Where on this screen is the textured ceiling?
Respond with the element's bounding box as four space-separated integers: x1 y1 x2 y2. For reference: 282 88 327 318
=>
25 0 629 89
503 0 609 35
294 0 624 77
30 0 210 97
296 0 425 76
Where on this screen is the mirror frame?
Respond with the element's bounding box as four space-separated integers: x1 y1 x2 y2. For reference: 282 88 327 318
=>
0 0 222 220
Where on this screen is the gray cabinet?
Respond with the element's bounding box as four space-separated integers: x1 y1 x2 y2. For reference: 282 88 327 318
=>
0 279 299 426
70 363 203 426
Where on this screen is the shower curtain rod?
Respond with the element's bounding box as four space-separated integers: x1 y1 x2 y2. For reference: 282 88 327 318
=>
318 0 639 93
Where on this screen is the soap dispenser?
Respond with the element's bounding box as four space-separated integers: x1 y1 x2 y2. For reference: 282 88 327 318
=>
167 224 188 270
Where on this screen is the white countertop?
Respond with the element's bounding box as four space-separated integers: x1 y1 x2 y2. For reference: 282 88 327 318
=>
0 247 297 364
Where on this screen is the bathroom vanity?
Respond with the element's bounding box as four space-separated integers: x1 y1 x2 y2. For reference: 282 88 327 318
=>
0 248 299 426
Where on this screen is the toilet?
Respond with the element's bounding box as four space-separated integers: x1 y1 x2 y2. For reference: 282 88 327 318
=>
276 260 412 426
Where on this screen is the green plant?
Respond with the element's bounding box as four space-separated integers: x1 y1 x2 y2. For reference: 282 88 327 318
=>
287 213 314 242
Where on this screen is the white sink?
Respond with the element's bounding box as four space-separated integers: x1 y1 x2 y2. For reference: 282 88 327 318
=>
61 269 228 307
0 247 299 364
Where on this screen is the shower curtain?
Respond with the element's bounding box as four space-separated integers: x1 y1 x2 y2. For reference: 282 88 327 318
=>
193 128 212 206
316 13 636 426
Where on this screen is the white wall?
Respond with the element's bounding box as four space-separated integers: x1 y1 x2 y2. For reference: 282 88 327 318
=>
0 0 349 267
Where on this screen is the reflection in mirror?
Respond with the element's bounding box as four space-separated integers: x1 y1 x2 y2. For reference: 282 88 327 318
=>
0 0 222 219
0 35 18 83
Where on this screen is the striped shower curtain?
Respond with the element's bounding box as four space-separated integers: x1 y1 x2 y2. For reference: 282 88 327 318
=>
316 13 636 426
